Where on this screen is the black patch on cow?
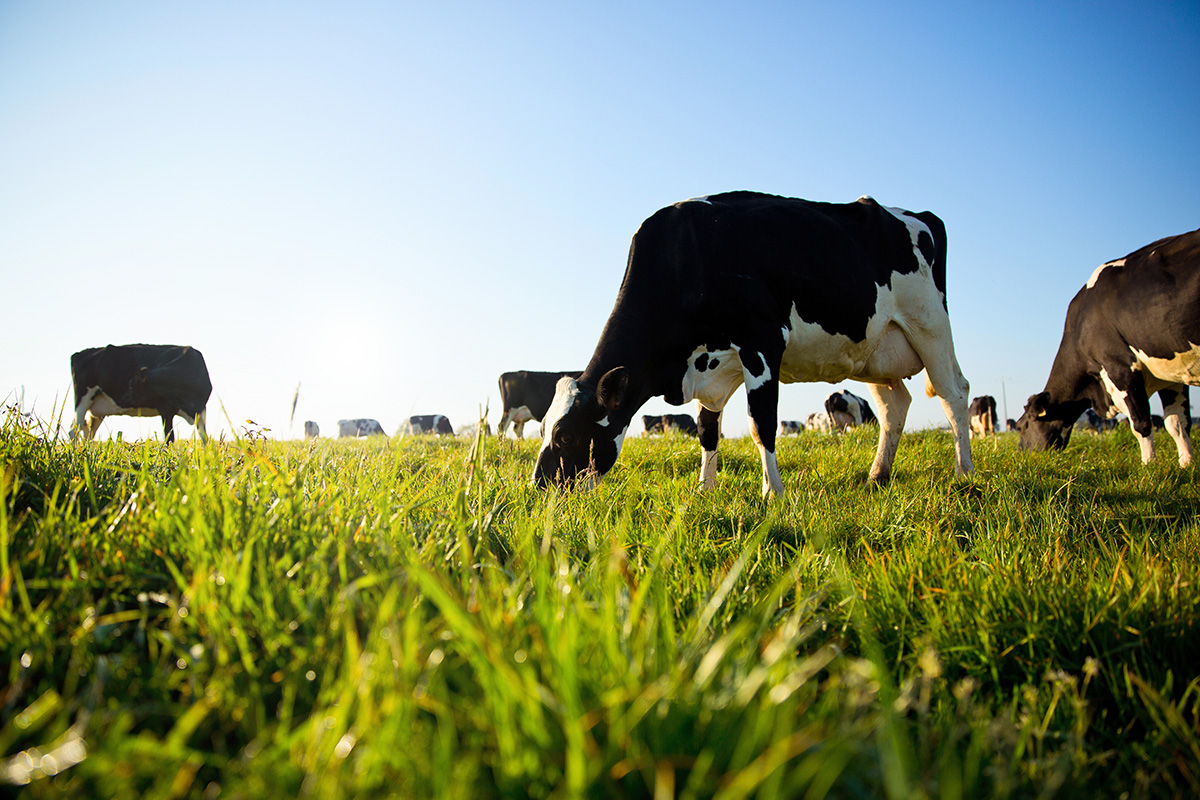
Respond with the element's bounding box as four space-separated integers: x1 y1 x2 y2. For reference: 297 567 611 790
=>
743 351 765 379
708 358 719 370
694 353 709 371
917 230 935 267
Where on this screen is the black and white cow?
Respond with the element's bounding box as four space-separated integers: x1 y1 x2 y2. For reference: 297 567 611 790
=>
71 344 211 443
779 420 803 435
968 395 998 437
399 414 454 436
824 390 877 431
1017 228 1200 466
641 413 699 436
497 370 583 439
804 412 836 433
338 418 387 438
533 192 974 496
304 420 320 439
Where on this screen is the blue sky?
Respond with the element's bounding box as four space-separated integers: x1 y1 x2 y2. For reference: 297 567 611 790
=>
2 1 1198 441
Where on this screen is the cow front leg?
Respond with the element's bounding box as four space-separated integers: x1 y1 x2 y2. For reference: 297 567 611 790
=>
864 380 912 484
161 412 176 444
697 406 723 489
1101 368 1154 462
1159 386 1193 467
744 370 783 496
193 409 209 443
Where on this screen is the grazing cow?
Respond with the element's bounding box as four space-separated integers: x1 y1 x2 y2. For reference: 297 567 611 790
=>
779 420 803 435
399 414 454 436
968 395 998 437
497 370 583 439
824 390 877 431
1017 228 1200 466
533 192 974 496
71 344 211 443
304 421 320 439
804 412 836 433
1006 419 1018 432
338 418 387 438
642 413 699 436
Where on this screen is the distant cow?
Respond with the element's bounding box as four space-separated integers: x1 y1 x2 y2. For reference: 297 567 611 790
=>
1073 408 1117 434
779 420 803 435
338 418 387 438
533 192 974 496
642 413 698 436
968 396 998 437
399 414 454 436
824 390 877 431
497 370 583 439
1017 228 1200 466
304 421 320 439
804 412 836 432
1006 419 1018 432
71 344 211 443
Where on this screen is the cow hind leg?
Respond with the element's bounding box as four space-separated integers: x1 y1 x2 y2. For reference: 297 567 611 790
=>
1159 386 1193 467
697 406 723 489
162 412 176 444
903 321 973 476
85 412 103 440
864 381 912 484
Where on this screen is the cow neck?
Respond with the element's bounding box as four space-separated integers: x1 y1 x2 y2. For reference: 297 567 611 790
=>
1042 344 1102 408
580 309 669 427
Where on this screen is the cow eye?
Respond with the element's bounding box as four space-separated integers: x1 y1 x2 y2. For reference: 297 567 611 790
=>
557 431 574 446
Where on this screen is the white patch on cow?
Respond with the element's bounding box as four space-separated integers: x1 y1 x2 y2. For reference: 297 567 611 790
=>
681 196 711 205
680 345 744 412
778 290 924 386
538 377 582 453
1086 258 1125 289
87 392 158 419
597 416 610 427
699 449 719 489
1098 368 1132 416
1129 342 1200 387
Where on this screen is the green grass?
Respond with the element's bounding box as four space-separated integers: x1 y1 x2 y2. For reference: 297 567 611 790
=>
2 407 1200 798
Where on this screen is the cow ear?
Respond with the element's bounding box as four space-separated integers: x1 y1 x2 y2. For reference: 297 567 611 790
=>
596 367 629 412
1026 392 1050 418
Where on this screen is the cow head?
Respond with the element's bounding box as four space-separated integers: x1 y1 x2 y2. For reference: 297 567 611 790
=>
533 369 630 488
1016 392 1090 452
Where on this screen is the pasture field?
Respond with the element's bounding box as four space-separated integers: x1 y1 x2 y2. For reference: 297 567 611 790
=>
2 409 1200 799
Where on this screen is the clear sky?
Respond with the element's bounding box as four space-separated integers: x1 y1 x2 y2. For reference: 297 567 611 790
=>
2 1 1198 441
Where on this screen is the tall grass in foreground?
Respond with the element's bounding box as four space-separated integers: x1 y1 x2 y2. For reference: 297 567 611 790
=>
2 407 1199 798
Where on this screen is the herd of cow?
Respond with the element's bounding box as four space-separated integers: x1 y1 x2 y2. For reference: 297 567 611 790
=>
69 191 1199 496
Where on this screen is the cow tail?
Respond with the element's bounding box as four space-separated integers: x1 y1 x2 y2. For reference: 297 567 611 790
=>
924 374 936 398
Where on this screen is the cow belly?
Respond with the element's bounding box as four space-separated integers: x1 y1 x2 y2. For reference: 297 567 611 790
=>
1132 343 1200 388
779 307 923 385
505 405 535 425
88 391 159 418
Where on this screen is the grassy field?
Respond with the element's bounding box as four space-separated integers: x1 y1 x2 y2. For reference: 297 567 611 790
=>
2 407 1200 799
